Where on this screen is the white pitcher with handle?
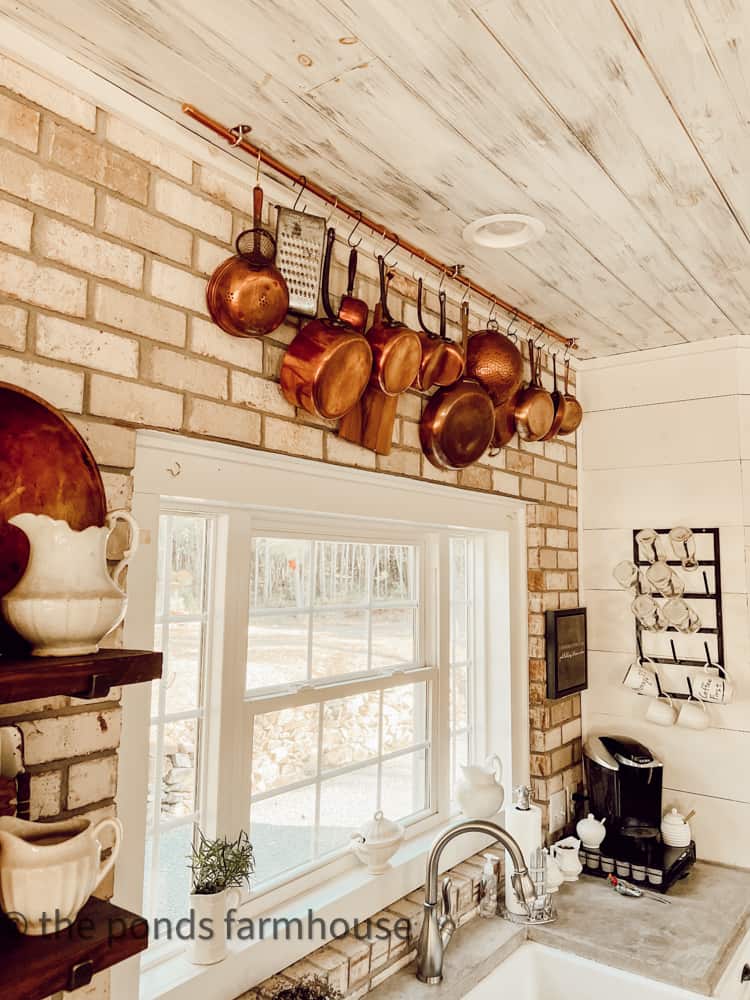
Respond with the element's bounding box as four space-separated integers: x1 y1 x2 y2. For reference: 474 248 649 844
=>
1 510 138 656
456 754 505 818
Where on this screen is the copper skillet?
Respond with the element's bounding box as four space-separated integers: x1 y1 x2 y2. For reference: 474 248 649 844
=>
367 256 422 395
540 354 569 441
558 358 583 435
514 339 555 442
337 246 369 333
413 282 465 390
420 302 495 470
279 228 372 420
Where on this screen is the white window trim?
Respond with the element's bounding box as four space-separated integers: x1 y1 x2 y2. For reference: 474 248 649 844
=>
114 431 529 1000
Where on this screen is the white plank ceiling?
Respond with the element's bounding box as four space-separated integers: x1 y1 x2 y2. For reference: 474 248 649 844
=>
3 0 750 357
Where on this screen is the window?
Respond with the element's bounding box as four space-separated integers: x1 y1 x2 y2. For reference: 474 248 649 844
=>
121 435 522 990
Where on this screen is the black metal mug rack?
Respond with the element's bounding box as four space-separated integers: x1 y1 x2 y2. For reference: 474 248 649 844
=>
632 527 726 701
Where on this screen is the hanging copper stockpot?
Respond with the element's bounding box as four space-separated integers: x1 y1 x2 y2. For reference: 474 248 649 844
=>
280 228 372 420
540 354 569 441
514 340 555 442
337 246 369 333
366 256 422 395
465 315 524 403
558 357 583 436
206 183 289 337
420 302 495 470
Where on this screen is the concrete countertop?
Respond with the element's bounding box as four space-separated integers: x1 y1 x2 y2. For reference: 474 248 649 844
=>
368 862 750 1000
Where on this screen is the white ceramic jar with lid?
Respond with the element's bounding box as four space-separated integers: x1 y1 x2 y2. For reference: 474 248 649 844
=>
661 808 692 848
576 813 607 850
350 810 405 874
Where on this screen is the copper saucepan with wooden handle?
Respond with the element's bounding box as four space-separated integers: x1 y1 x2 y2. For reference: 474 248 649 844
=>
420 302 494 470
337 246 369 333
206 183 289 338
540 354 569 441
367 256 422 395
279 228 372 420
514 339 555 442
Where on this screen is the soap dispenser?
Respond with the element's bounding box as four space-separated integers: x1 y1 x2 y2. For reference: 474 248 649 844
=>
504 785 542 916
479 853 500 918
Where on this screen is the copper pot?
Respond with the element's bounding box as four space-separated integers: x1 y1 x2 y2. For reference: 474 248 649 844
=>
206 184 289 338
412 283 463 390
514 340 554 442
280 228 372 419
420 303 494 470
337 247 369 333
465 318 524 403
558 358 583 436
367 256 422 396
492 392 519 450
540 354 569 441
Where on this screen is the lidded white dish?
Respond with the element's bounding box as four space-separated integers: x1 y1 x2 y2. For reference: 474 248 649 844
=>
661 808 691 848
350 810 405 875
576 813 607 850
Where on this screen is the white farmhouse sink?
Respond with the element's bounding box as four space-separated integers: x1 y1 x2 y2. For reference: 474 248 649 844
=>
465 942 704 1000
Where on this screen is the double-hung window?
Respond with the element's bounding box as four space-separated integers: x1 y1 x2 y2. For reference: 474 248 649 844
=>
119 434 524 995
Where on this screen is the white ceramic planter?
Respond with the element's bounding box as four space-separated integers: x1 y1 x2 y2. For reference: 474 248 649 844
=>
0 815 122 935
187 888 241 965
1 510 138 656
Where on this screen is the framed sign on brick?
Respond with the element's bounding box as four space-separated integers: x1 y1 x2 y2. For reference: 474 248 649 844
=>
545 607 588 700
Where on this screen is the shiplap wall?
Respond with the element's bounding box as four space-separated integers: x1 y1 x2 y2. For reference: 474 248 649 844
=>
579 338 750 867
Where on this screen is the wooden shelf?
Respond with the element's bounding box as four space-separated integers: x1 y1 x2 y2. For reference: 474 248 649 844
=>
0 649 162 704
0 897 148 1000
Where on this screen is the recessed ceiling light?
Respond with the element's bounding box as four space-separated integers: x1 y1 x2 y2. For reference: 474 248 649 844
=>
462 213 546 250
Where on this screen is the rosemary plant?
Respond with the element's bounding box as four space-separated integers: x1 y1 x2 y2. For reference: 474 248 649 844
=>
272 975 343 1000
189 827 254 896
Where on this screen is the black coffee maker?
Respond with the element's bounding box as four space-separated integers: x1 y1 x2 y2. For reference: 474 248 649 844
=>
582 735 695 892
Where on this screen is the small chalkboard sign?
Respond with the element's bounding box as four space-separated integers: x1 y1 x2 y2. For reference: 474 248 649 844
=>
545 608 588 700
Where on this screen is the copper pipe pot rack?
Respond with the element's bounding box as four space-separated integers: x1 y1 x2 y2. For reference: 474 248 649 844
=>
182 104 577 352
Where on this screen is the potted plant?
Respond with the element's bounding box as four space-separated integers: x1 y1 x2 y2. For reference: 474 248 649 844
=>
272 975 343 1000
187 827 254 965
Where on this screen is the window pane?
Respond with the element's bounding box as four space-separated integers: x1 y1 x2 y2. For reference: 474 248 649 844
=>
319 764 378 856
161 719 198 820
151 625 163 718
251 785 316 884
163 621 203 715
252 705 319 794
451 667 468 733
147 726 158 829
382 749 428 820
382 682 426 753
450 538 468 602
451 602 468 664
371 607 416 669
314 541 368 606
247 612 309 691
250 538 310 609
311 610 368 679
322 692 379 770
153 824 193 926
372 544 413 602
168 516 207 616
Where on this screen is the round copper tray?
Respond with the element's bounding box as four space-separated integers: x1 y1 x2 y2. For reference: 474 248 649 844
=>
0 382 106 595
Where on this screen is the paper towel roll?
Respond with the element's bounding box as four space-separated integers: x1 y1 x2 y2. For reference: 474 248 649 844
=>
504 789 542 915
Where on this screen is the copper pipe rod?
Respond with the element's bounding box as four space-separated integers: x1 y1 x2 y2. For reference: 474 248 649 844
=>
182 103 577 351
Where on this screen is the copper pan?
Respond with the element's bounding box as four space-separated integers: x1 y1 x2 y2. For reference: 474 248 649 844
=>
492 392 519 450
514 340 555 442
540 354 570 441
337 246 369 333
420 303 494 470
206 184 289 338
412 278 446 391
413 283 465 391
465 316 523 404
367 256 422 395
280 228 372 420
558 358 583 436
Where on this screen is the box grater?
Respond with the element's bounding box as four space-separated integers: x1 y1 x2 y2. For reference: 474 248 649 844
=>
275 206 326 317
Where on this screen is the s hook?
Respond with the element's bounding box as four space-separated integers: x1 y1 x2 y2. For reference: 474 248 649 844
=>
347 211 363 248
293 176 308 212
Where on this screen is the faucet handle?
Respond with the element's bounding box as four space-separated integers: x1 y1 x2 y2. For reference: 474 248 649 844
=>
441 876 453 918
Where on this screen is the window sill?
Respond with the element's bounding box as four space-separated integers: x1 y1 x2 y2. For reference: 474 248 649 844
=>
140 818 502 1000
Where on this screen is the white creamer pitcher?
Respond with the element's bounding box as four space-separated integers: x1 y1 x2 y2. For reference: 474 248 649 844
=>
0 815 122 935
1 510 138 656
456 754 505 818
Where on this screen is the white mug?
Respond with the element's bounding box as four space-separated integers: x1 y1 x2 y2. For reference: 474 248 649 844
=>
646 692 676 727
677 696 710 731
692 670 733 704
623 660 660 697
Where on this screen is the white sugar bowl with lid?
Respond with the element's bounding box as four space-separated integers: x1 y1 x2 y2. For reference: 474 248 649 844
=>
350 811 405 875
661 808 692 848
576 813 607 850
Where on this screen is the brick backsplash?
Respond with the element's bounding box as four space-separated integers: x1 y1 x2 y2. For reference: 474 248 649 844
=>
0 53 580 1000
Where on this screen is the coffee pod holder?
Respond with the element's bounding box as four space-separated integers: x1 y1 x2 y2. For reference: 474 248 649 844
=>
630 527 727 704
